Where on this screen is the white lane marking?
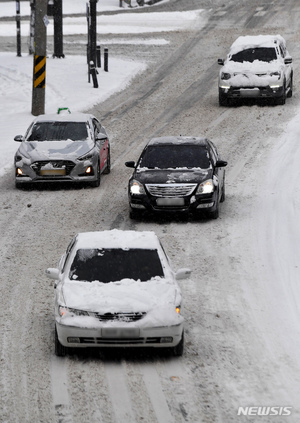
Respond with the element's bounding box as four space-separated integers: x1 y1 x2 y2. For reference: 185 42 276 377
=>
51 356 73 423
105 361 136 423
141 363 174 423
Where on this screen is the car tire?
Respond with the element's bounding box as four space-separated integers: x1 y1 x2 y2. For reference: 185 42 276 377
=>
55 326 67 357
173 331 184 357
219 90 229 107
275 82 286 105
129 209 141 220
209 201 219 219
90 161 101 187
103 150 111 174
287 74 293 98
220 182 225 203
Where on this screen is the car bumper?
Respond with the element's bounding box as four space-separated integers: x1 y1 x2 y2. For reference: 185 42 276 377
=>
14 160 97 184
219 85 284 99
56 321 184 349
129 192 217 214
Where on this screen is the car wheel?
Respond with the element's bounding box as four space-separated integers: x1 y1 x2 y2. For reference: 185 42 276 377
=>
90 161 101 187
129 209 141 220
287 74 293 98
220 181 225 203
173 331 184 357
103 149 111 174
55 326 67 357
209 201 219 219
219 90 229 107
275 82 286 105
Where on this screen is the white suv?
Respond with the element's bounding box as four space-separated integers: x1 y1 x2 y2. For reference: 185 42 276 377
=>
218 35 293 106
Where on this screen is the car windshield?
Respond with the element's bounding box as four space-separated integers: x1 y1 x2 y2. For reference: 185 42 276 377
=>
69 248 165 283
138 145 211 169
230 47 277 63
26 122 88 141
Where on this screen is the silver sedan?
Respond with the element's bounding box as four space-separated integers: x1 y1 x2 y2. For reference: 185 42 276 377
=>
14 112 110 188
46 230 191 357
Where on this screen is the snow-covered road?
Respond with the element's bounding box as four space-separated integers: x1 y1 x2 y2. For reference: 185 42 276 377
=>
1 0 300 422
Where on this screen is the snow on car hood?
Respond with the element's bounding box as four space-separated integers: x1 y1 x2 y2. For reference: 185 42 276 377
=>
18 139 94 161
135 168 212 183
60 277 183 327
62 277 177 313
222 60 283 87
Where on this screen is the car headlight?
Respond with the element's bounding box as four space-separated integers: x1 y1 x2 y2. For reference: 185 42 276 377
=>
196 179 214 194
129 179 146 195
59 306 89 317
221 72 231 80
78 150 94 161
270 71 281 79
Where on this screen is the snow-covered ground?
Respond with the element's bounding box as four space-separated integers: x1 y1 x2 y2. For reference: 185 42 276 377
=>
0 0 204 178
1 0 300 422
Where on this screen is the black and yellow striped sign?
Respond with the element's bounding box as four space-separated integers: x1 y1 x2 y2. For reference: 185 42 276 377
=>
33 55 46 88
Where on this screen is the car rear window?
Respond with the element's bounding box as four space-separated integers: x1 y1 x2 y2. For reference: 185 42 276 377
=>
230 47 277 63
69 248 164 283
138 145 211 169
26 122 88 141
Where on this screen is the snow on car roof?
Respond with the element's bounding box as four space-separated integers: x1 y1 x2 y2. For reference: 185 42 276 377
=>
229 34 286 55
75 229 162 250
148 136 208 146
32 112 95 123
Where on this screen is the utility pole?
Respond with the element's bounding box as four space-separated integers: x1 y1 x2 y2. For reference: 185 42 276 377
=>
31 0 48 116
16 0 21 56
29 0 35 55
89 0 98 66
53 0 64 58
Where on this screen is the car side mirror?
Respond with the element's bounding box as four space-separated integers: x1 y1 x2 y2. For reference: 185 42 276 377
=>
218 58 224 65
45 268 60 280
175 268 192 280
14 135 24 142
96 133 108 142
125 161 136 168
284 57 292 64
216 160 228 167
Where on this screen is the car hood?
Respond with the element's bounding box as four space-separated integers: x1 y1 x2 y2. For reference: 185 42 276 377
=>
18 139 94 161
134 168 212 184
62 277 178 314
221 60 284 87
223 60 283 74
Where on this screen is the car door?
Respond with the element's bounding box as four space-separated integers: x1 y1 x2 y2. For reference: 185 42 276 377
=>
279 44 292 85
93 118 108 171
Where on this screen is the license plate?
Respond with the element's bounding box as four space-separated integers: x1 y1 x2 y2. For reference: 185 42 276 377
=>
240 88 260 97
40 169 66 176
102 327 140 338
156 198 184 206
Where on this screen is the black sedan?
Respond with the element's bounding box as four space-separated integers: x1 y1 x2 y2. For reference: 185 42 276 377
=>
125 136 227 219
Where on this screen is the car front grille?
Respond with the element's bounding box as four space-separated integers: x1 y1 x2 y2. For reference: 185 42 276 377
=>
233 72 268 78
31 160 75 176
93 312 146 322
145 183 197 197
79 337 161 345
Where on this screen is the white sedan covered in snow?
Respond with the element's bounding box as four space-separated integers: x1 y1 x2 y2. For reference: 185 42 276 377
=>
46 230 191 357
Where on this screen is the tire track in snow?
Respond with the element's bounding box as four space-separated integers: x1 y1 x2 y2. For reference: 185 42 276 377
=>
140 362 174 423
51 357 73 423
104 361 137 422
